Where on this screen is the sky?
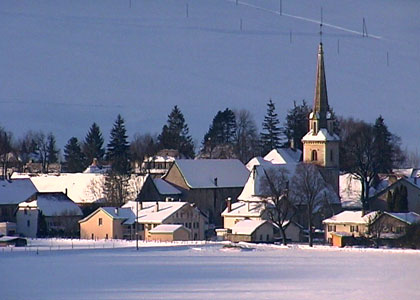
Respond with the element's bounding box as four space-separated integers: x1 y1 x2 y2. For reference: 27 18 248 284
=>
0 0 419 154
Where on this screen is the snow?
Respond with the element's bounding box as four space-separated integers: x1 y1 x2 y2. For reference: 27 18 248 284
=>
172 159 249 189
153 178 182 195
231 219 268 235
149 224 185 234
302 128 339 142
1 240 419 300
123 200 188 224
264 148 302 164
386 212 420 225
19 193 83 217
323 210 378 225
222 201 265 217
0 179 37 205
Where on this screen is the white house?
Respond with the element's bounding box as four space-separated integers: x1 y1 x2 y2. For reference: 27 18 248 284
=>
17 192 83 237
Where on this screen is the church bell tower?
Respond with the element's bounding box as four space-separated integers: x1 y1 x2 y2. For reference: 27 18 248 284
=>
302 43 340 195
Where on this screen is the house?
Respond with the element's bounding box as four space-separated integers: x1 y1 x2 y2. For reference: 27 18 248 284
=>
148 224 191 242
226 219 275 243
162 159 249 227
123 200 207 241
323 210 374 243
0 222 16 236
79 207 136 240
0 236 27 247
140 149 179 177
371 177 420 214
11 172 147 215
323 210 420 246
16 192 83 238
136 175 182 202
0 178 37 223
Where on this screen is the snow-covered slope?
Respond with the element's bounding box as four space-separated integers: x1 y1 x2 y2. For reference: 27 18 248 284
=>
1 0 419 151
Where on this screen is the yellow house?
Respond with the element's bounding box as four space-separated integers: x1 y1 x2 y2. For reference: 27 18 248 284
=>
79 207 135 240
227 219 275 243
122 201 207 241
148 224 190 242
322 211 374 243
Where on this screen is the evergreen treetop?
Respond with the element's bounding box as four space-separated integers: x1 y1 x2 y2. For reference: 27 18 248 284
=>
260 99 281 155
83 122 105 164
106 114 131 175
282 100 310 150
64 137 86 173
158 105 195 158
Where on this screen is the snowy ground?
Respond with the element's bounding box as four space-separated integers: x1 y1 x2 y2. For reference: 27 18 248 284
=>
1 240 419 299
0 0 419 151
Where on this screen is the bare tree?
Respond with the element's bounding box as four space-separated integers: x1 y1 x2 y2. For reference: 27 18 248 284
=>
130 133 158 171
291 163 327 247
366 211 384 248
0 128 13 178
260 166 299 245
234 109 259 163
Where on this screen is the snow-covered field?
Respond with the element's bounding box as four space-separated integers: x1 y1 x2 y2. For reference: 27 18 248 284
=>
0 0 419 150
1 240 419 299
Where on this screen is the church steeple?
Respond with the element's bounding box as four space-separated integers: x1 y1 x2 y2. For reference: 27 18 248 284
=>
312 42 329 130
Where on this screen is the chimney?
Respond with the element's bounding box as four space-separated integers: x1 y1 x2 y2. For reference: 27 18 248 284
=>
114 208 118 215
155 201 159 212
92 158 98 166
65 188 68 196
226 197 232 213
214 177 218 187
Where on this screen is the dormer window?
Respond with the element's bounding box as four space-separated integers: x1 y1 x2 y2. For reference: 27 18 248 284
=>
311 150 318 161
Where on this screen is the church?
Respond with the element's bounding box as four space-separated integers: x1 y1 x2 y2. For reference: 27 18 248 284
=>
302 42 340 196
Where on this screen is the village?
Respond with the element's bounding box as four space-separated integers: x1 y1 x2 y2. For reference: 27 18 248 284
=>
1 43 419 250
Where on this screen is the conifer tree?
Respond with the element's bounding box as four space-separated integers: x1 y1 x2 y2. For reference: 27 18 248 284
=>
373 116 393 173
282 100 310 150
46 133 59 165
106 114 131 175
64 137 86 173
104 114 131 206
83 123 105 165
158 106 195 158
260 99 281 155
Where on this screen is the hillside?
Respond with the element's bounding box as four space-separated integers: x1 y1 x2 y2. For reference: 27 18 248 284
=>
0 0 419 151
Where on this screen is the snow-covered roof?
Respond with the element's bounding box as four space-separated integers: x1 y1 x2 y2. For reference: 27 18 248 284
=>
153 178 181 195
222 201 266 217
12 173 146 204
80 207 136 225
264 148 302 165
238 161 339 206
19 192 83 217
123 201 188 224
245 156 268 171
392 168 420 178
0 179 37 205
323 211 378 225
302 128 339 142
231 219 270 235
149 224 187 234
171 159 248 189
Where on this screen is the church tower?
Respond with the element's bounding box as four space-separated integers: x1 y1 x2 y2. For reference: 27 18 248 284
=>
302 43 340 195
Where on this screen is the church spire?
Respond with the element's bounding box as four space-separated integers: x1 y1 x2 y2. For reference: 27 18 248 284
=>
313 43 329 129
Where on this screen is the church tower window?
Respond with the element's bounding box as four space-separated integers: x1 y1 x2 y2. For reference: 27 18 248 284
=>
311 150 317 161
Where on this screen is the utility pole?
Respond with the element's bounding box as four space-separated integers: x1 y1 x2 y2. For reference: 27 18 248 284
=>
136 200 139 251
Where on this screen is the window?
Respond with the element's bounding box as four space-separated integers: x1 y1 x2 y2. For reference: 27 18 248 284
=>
98 218 103 226
105 234 108 240
350 225 359 233
313 122 317 133
266 234 270 241
260 234 263 241
311 150 318 161
24 209 27 215
27 220 30 227
328 225 336 232
91 233 94 240
330 150 334 162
